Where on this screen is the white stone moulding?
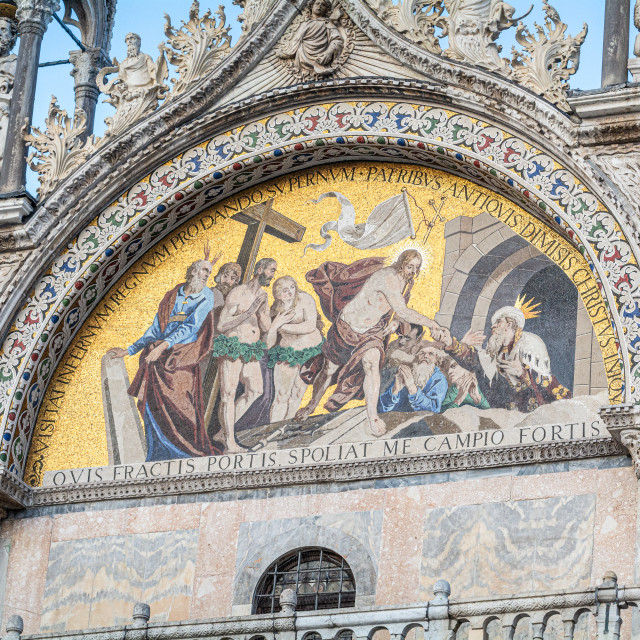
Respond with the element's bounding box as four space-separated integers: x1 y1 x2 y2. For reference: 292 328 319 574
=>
17 436 625 509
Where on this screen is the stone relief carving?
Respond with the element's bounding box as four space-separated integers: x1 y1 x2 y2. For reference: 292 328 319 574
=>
591 153 640 228
0 16 17 165
163 1 232 97
96 33 169 140
364 0 443 53
234 0 278 39
276 0 355 79
441 0 529 72
24 97 93 199
365 0 585 111
510 2 586 112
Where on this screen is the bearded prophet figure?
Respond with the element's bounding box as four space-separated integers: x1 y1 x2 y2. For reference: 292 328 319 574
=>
298 250 440 436
108 253 222 461
278 0 345 75
433 305 571 412
266 276 325 422
378 344 448 413
119 33 157 96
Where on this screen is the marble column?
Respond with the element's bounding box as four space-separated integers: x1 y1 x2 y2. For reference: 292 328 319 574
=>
0 0 60 196
69 47 102 140
601 0 631 87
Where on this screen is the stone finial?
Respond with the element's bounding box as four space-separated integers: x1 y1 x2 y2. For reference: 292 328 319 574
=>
279 588 297 615
132 602 151 626
5 615 23 640
600 404 640 477
433 579 451 602
602 571 618 586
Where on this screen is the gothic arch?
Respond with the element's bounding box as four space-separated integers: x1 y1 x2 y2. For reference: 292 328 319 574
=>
0 98 636 478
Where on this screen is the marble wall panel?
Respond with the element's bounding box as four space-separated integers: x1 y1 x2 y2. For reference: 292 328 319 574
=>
420 495 595 599
40 529 198 632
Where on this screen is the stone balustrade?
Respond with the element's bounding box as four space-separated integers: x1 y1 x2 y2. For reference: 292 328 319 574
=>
3 573 636 640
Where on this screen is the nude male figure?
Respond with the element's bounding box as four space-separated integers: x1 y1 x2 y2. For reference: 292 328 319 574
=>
297 249 440 436
215 258 277 452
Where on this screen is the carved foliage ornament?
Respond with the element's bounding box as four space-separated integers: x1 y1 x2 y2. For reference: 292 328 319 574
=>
366 0 586 111
24 96 93 199
511 2 587 112
163 1 232 97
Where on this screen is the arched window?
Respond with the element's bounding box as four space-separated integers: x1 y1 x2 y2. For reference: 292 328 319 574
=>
253 547 356 614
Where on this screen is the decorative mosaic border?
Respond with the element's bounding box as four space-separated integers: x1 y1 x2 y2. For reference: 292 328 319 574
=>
0 101 635 477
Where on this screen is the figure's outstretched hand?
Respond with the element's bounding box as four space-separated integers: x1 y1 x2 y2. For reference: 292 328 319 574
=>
108 347 128 359
462 329 485 348
430 325 452 347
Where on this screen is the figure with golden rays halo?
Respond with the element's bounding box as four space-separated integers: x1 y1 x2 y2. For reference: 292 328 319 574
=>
296 249 440 437
431 295 571 412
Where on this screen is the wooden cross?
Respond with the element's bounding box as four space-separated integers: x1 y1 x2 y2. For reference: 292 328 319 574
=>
203 199 306 435
232 199 306 283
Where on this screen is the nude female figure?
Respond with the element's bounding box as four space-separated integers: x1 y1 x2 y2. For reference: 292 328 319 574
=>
266 276 324 422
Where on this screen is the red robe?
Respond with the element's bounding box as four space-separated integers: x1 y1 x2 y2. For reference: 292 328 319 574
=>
301 257 405 411
128 284 221 458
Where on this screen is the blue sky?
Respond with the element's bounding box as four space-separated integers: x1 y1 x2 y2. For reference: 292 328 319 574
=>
26 0 622 193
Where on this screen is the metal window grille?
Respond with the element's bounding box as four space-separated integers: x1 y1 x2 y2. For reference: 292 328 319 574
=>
253 548 356 614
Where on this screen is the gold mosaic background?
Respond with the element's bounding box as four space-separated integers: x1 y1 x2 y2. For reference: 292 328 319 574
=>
27 162 617 483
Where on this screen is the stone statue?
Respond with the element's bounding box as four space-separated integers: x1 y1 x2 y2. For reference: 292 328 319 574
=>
277 0 346 77
96 33 169 139
0 16 18 163
635 0 640 58
442 0 531 71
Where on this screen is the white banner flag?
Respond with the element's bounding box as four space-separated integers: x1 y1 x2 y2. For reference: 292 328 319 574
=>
303 191 415 254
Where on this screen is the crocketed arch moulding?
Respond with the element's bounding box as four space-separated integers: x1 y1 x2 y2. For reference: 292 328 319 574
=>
0 100 634 477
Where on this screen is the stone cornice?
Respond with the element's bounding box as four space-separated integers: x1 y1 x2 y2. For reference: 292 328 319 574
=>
23 437 624 509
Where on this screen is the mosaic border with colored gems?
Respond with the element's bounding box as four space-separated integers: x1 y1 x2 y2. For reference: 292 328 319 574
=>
0 101 634 478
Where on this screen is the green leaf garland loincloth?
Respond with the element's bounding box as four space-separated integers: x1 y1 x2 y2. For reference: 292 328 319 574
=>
267 339 325 369
212 334 266 363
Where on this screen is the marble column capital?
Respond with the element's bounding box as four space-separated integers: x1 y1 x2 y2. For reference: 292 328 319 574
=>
69 47 103 88
600 404 640 477
16 0 60 31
